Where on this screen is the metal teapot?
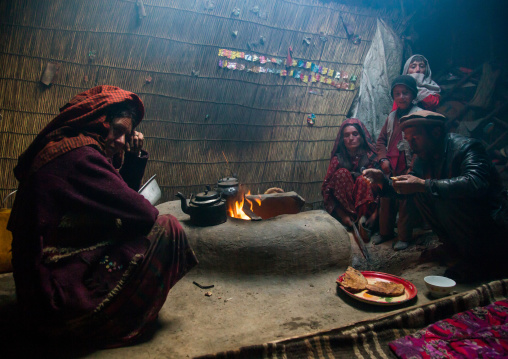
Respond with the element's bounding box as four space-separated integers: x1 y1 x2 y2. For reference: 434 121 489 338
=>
175 186 227 227
216 176 239 200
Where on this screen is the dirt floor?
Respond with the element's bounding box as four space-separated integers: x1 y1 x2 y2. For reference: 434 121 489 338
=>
0 226 489 359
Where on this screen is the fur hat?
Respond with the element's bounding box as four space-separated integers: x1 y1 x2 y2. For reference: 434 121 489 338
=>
391 75 418 99
399 110 447 130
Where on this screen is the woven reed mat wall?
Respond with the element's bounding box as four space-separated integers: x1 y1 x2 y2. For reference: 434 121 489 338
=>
0 0 401 208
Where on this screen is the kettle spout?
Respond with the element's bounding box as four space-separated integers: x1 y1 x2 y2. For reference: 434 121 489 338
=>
175 192 190 214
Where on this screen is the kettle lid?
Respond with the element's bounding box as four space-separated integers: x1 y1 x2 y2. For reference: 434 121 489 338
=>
217 177 239 187
193 189 221 205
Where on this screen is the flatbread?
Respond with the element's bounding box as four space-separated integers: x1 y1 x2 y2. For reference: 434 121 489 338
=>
365 281 405 297
339 266 367 293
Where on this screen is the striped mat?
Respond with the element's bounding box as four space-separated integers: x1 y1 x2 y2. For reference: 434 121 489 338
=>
197 279 508 359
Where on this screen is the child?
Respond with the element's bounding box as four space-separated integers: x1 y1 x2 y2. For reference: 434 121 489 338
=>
391 54 441 112
374 75 423 250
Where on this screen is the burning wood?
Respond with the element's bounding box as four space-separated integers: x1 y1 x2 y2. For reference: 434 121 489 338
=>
226 190 262 221
227 194 251 220
226 189 304 220
245 191 305 219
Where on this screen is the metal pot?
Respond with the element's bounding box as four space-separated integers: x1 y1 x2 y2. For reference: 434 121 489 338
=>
138 174 161 205
175 187 227 227
216 176 239 200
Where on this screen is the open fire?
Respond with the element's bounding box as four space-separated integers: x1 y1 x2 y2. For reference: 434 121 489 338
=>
226 190 262 220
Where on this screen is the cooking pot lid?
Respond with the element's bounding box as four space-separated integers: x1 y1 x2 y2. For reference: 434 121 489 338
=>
218 177 239 187
194 190 221 202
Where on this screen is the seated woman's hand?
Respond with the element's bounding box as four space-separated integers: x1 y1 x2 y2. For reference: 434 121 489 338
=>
362 169 384 187
392 175 426 194
126 131 144 155
380 160 391 175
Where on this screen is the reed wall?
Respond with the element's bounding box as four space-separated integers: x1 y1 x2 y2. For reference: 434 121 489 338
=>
0 0 401 207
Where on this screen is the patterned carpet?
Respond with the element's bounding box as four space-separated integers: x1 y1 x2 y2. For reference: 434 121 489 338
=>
197 279 508 359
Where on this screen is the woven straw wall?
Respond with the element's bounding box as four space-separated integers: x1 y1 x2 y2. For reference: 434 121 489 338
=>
0 0 401 208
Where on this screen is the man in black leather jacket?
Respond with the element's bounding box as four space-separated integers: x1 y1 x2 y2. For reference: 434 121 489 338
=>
364 110 507 283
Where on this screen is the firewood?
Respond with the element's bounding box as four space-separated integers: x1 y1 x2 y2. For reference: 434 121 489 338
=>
245 191 305 220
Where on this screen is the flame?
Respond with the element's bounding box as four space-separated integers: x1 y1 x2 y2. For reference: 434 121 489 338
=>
227 190 261 221
227 190 263 220
246 191 255 212
227 190 251 220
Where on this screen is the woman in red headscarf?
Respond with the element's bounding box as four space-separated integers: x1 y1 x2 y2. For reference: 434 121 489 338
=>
321 118 379 234
7 86 197 349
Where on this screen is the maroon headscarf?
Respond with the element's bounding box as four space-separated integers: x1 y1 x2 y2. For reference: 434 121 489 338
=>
330 118 377 168
14 86 144 182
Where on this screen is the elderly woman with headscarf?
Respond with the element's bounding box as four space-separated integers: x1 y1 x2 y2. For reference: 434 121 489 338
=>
7 86 198 348
391 54 441 112
321 118 379 236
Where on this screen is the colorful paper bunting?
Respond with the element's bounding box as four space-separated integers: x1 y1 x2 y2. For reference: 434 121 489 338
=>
217 48 357 91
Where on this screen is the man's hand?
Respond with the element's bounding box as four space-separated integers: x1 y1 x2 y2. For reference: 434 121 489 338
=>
362 168 385 187
126 131 144 155
380 160 392 175
392 175 426 194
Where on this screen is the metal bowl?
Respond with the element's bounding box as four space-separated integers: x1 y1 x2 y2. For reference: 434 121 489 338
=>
138 174 161 205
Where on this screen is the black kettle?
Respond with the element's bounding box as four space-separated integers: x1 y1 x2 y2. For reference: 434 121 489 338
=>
176 187 227 227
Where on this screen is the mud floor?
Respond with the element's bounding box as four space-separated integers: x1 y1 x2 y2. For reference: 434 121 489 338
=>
0 228 491 359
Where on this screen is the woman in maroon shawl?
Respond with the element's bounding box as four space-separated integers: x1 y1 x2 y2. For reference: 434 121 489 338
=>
7 86 197 348
321 118 379 233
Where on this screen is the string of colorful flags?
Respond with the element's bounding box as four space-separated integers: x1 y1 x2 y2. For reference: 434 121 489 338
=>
218 49 357 90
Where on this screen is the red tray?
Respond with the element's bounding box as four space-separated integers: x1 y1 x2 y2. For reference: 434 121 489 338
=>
337 271 417 306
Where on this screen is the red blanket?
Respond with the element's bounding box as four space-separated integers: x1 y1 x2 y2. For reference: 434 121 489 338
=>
390 300 508 358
